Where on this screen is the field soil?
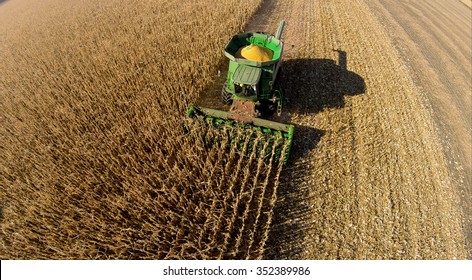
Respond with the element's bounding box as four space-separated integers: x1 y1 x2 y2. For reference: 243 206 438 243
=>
243 0 469 259
364 0 472 255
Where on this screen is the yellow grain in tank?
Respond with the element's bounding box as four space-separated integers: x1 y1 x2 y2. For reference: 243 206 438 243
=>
235 44 274 62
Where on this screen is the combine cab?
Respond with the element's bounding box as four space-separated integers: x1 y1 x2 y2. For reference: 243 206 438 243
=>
188 20 294 164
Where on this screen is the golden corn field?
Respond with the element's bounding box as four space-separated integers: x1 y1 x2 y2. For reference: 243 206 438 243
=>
1 0 470 259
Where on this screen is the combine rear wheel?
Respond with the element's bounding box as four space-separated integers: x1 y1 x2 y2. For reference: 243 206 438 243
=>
221 82 232 105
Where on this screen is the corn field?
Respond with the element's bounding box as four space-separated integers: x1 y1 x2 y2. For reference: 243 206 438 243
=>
1 0 469 259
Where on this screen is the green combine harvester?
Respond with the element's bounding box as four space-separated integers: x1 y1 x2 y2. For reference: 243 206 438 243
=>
187 20 294 164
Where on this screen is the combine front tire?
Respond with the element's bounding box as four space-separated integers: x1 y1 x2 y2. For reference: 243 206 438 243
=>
221 82 232 105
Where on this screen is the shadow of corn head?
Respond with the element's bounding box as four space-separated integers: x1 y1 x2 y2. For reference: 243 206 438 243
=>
264 50 365 259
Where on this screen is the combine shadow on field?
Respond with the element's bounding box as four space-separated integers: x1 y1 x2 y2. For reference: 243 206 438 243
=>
281 50 365 115
264 51 365 259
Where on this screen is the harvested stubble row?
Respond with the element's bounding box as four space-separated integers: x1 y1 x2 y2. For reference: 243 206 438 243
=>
0 0 288 259
258 0 468 259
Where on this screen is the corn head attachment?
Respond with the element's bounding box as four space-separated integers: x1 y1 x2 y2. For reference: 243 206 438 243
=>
187 105 294 164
